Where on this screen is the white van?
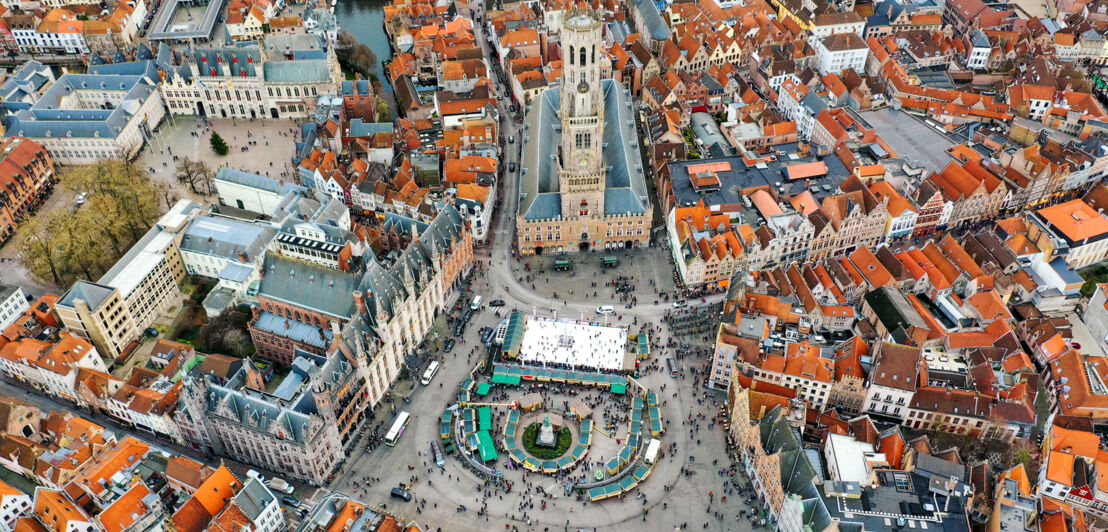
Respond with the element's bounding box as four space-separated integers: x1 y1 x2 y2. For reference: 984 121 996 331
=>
421 361 440 386
596 305 615 315
470 295 483 310
644 438 662 465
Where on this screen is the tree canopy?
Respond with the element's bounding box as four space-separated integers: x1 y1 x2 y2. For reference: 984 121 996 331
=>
19 161 161 286
210 132 229 156
197 305 254 357
336 31 378 78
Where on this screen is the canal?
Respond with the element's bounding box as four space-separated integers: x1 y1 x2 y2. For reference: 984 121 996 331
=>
336 0 393 92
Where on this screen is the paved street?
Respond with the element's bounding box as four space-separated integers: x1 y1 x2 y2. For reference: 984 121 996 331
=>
0 375 217 466
327 282 750 532
313 5 750 531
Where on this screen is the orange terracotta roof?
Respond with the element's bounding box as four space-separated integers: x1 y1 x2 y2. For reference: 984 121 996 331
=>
34 490 88 531
965 290 1011 321
193 465 238 516
456 183 490 204
785 161 828 180
849 247 893 288
71 436 149 497
790 191 820 216
1046 450 1076 485
1049 423 1101 458
1037 199 1108 242
98 484 152 532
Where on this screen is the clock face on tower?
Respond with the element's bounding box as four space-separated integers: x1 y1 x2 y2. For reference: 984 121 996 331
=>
579 155 588 167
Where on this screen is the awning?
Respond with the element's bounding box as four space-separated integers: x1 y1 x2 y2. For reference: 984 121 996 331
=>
478 407 492 431
605 456 622 474
475 430 498 461
603 256 618 265
476 382 491 396
501 312 525 358
491 374 507 384
611 383 627 394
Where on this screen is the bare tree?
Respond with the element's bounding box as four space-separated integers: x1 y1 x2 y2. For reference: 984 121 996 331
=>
175 158 213 195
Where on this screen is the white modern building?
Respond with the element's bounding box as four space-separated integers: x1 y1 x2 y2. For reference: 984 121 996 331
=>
0 284 29 331
178 215 276 279
814 32 869 75
214 167 308 214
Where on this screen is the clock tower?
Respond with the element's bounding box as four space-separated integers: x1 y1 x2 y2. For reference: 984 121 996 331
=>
558 9 606 223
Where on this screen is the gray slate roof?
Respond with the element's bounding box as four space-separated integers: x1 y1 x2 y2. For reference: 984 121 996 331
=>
180 216 276 262
258 253 360 318
634 0 671 41
58 281 115 311
265 61 332 83
519 79 650 221
4 68 159 140
215 167 307 196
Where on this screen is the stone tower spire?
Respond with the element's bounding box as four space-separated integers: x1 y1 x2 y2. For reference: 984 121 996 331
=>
557 8 607 225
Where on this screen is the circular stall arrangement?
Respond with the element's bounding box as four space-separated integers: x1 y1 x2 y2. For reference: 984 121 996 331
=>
442 312 668 500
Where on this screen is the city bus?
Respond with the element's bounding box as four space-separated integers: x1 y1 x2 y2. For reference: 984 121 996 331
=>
385 411 411 446
421 361 441 386
666 357 680 378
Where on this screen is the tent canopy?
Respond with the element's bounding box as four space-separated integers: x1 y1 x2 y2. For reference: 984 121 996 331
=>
475 430 498 461
611 383 627 394
476 382 491 396
501 313 526 358
478 407 492 431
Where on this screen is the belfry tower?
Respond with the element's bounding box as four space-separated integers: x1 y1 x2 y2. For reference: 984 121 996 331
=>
558 9 606 220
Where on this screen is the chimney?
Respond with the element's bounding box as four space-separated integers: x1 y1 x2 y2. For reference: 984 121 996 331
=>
238 252 247 263
353 290 365 314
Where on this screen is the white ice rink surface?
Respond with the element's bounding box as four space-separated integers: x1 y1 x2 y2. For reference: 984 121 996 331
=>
518 316 627 371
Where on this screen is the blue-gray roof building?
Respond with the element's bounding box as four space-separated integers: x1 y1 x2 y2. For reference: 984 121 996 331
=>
3 63 167 165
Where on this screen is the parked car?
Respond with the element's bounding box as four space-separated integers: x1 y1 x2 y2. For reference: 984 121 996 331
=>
596 305 615 315
266 477 295 495
282 496 300 507
444 339 456 352
488 299 505 307
391 488 412 501
509 162 516 172
75 192 88 206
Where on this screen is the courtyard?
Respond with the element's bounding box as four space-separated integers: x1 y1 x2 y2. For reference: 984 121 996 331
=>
140 115 300 204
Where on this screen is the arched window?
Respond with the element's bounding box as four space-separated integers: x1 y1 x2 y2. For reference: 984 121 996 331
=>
569 46 574 65
579 47 586 67
592 46 596 63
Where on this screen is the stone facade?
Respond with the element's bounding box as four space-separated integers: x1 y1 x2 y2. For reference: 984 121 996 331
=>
515 10 652 255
